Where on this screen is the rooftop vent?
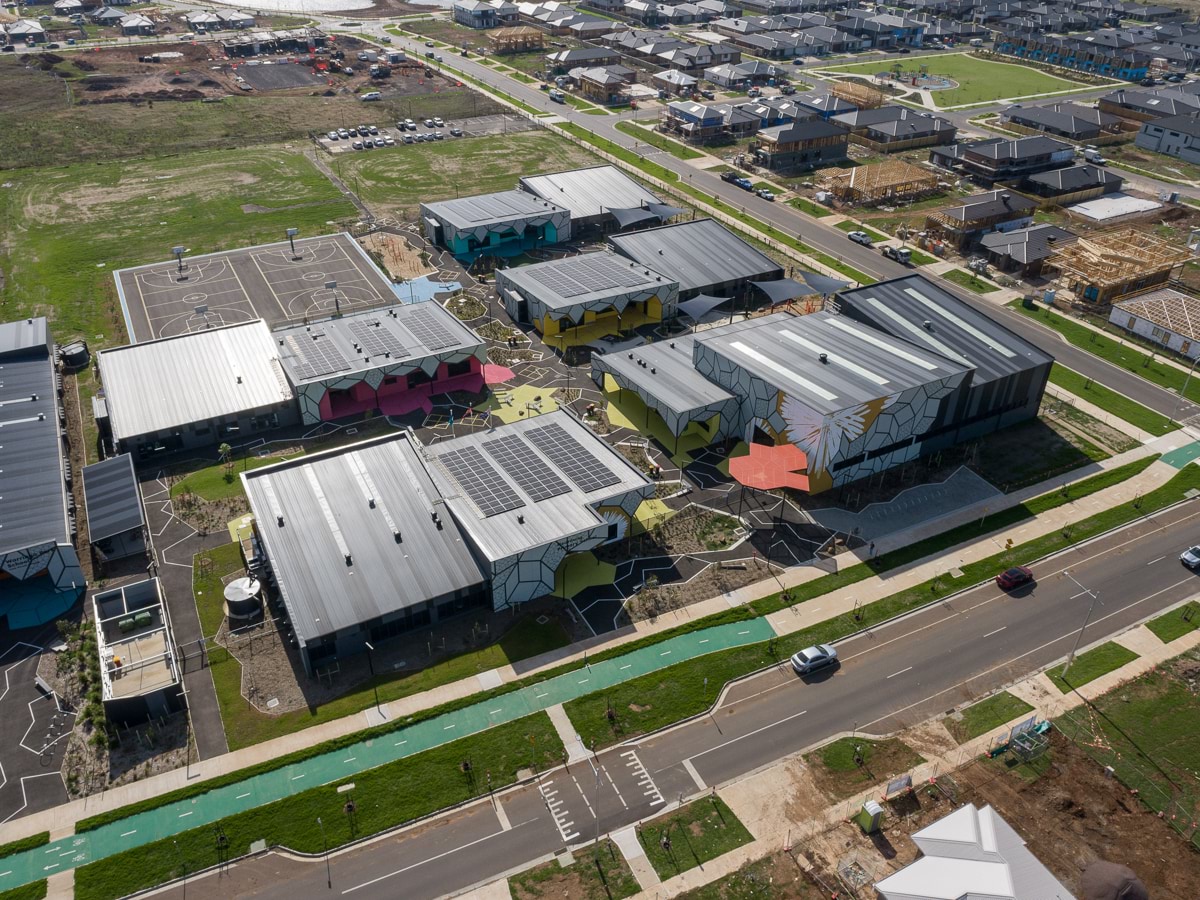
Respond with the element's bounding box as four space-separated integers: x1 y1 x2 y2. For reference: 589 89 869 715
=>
923 319 932 330
344 553 353 566
819 352 828 364
394 529 403 543
517 514 525 524
277 514 285 527
369 497 376 509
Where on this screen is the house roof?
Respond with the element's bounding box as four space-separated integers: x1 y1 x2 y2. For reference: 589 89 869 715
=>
0 317 69 555
758 118 848 143
980 223 1077 264
875 804 1073 900
607 218 783 294
1026 163 1123 192
243 432 486 648
936 190 1037 223
836 274 1053 385
1114 287 1200 341
1005 101 1120 135
81 454 145 544
694 310 966 416
1102 87 1200 117
1144 111 1200 138
964 134 1074 160
520 165 660 222
421 190 570 230
97 320 294 444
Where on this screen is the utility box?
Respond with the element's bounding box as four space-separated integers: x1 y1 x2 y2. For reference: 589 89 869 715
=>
857 800 884 834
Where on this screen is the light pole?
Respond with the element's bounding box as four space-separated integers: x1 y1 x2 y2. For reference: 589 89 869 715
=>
317 816 331 889
287 227 301 260
1062 571 1100 681
364 641 383 718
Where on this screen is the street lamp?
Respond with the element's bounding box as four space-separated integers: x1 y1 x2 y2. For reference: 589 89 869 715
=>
317 816 331 889
287 227 300 260
364 641 383 718
1062 571 1101 681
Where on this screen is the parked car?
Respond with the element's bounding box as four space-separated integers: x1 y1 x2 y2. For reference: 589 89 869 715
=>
425 50 436 59
402 133 415 144
734 177 754 190
1181 546 1200 568
881 245 911 264
328 131 339 140
46 42 60 49
352 140 363 150
756 189 775 201
433 131 444 140
699 89 715 100
847 230 873 246
449 127 463 136
720 170 739 183
424 118 435 127
347 127 358 136
338 128 350 138
995 566 1034 590
425 40 435 47
384 135 395 146
790 644 838 675
433 116 444 127
368 125 379 134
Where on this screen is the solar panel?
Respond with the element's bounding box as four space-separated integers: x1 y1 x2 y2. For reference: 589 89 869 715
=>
348 319 411 361
525 423 621 494
484 434 570 503
526 256 649 299
284 331 351 381
404 306 460 352
437 445 525 517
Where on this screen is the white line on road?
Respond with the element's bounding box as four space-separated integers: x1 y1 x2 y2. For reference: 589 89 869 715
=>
571 774 596 818
489 709 502 715
394 740 406 747
983 626 1007 638
494 801 513 832
887 667 913 679
444 724 455 730
601 765 628 809
237 793 251 800
291 774 305 781
622 750 665 806
699 639 709 644
660 651 671 656
1147 556 1166 565
690 709 808 761
620 664 632 670
344 758 356 763
179 811 193 818
341 822 528 894
682 758 707 791
120 830 137 837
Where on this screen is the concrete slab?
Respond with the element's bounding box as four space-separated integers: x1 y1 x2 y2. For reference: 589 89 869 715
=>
611 825 661 889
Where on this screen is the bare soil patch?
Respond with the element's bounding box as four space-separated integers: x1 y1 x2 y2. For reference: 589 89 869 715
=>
359 231 435 281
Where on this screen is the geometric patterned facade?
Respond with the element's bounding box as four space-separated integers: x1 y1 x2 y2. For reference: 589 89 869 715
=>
420 190 573 257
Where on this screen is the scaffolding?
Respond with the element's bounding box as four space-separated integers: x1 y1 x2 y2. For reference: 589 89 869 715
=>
815 159 940 207
1047 228 1192 308
830 79 885 110
489 26 543 54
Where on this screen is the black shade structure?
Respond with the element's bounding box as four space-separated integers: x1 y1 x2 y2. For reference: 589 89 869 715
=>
751 278 814 304
801 271 851 295
646 202 686 221
677 294 731 322
608 207 660 230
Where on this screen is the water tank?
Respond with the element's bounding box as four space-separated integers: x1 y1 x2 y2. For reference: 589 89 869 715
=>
224 577 263 621
60 339 89 369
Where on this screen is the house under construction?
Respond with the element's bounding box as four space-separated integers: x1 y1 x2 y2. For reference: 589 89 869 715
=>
815 159 940 207
490 25 543 54
1046 228 1192 309
830 80 884 111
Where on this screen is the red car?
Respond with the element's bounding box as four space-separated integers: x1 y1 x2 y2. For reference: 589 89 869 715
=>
996 566 1034 590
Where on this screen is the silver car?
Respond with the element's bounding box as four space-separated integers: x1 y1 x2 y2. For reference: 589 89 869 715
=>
1181 545 1200 569
790 644 838 675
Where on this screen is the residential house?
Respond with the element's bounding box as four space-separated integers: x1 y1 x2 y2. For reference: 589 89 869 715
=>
1002 101 1125 142
1099 86 1200 121
5 19 46 42
216 9 255 28
90 6 125 25
185 10 222 30
929 135 1076 185
797 25 865 53
792 90 856 120
1135 111 1200 163
925 190 1038 249
705 62 753 89
832 105 957 150
980 223 1077 276
1023 163 1124 202
653 68 699 96
1110 287 1200 359
751 118 849 171
573 66 636 105
728 31 805 58
662 100 726 142
119 13 155 35
545 46 619 72
454 0 517 28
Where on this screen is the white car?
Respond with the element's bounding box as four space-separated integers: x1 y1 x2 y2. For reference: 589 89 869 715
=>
327 131 339 140
1181 545 1200 568
433 116 444 127
790 644 838 675
847 230 873 247
757 189 775 201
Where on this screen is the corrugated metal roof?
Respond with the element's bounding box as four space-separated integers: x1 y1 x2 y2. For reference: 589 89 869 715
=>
425 411 650 562
597 337 735 416
98 321 294 443
82 453 144 544
837 275 1053 386
0 317 69 554
243 433 486 647
498 251 675 312
521 166 661 221
607 219 783 295
421 190 570 230
696 311 965 415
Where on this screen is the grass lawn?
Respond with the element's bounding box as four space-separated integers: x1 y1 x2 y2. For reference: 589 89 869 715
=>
1012 301 1200 406
0 883 47 900
75 714 564 900
907 248 937 266
170 450 304 502
674 852 819 898
945 692 1034 743
788 197 833 217
616 121 705 160
637 797 754 881
834 220 888 242
942 268 1000 293
341 130 602 218
804 737 924 801
1146 602 1200 644
1047 641 1139 693
193 543 246 639
816 53 1091 107
1048 364 1175 436
508 840 640 900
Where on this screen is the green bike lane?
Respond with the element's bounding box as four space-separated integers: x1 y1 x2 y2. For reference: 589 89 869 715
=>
0 616 775 892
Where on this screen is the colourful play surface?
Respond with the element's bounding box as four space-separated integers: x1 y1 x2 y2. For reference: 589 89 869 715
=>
604 387 710 467
543 309 658 350
227 514 254 545
632 498 676 534
729 442 810 491
717 441 750 477
475 384 561 424
553 551 616 599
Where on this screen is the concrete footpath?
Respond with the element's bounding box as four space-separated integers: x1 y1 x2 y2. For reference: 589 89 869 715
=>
0 447 1177 847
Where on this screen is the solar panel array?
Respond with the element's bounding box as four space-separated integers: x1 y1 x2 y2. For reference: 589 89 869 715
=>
526 423 621 493
526 255 649 300
284 332 351 381
349 319 411 360
438 445 525 517
404 306 461 352
484 434 570 503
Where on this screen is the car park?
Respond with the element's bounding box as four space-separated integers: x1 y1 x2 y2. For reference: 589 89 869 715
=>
328 131 339 140
790 644 838 675
1181 546 1200 569
352 140 363 150
424 118 435 127
995 566 1034 590
433 131 444 140
449 127 463 136
433 117 444 127
368 125 379 134
847 230 873 246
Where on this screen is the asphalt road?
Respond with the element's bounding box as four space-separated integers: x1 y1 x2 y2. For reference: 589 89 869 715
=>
148 499 1200 900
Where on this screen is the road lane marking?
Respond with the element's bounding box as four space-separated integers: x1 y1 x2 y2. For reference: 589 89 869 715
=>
601 765 628 809
690 709 808 761
291 774 305 781
984 627 1007 638
489 709 502 715
683 758 707 791
620 664 632 670
394 740 407 747
699 639 709 644
570 774 596 818
344 758 356 763
495 801 513 832
621 750 665 806
237 793 251 799
444 724 456 730
1148 556 1166 565
179 811 193 818
660 651 671 656
120 830 136 837
887 667 913 679
341 822 527 894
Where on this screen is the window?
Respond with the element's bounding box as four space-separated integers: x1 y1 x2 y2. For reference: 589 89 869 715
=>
1152 326 1165 340
1127 316 1136 329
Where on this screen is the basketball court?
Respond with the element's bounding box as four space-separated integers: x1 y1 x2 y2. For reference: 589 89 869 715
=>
115 233 401 343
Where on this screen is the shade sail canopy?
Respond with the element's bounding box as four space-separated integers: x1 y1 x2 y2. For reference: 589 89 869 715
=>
729 442 809 491
647 202 686 221
609 206 660 229
677 293 730 321
802 271 851 295
751 278 813 304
